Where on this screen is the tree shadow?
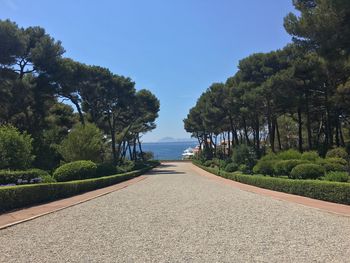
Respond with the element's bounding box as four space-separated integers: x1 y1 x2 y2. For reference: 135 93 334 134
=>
158 163 177 168
146 169 186 175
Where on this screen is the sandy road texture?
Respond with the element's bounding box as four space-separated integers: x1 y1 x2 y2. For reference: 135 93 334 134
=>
1 162 350 262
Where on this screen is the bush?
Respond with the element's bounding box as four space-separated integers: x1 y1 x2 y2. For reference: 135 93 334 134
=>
141 151 154 161
274 159 309 176
0 169 53 185
317 158 348 172
53 161 97 182
324 172 349 183
232 144 257 170
0 125 34 170
0 165 156 213
204 160 213 167
290 164 325 179
195 163 350 205
301 151 319 161
96 163 117 177
59 123 104 163
225 163 238 173
277 149 301 160
253 160 277 176
326 147 349 160
238 164 251 174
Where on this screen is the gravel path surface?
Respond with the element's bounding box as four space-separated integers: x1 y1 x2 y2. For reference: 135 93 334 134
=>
1 162 350 262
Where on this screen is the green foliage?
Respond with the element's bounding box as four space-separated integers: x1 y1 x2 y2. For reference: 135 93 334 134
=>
324 172 349 183
0 125 34 170
225 163 238 173
290 164 325 180
142 151 154 161
326 148 349 160
96 163 117 177
317 158 348 172
253 160 277 176
232 144 257 170
0 169 53 185
196 163 350 205
301 151 320 161
204 160 212 167
53 160 97 182
238 164 250 174
59 123 104 163
274 159 309 176
277 149 301 160
0 165 155 213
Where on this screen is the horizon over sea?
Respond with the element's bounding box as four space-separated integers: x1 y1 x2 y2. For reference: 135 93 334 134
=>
142 141 197 160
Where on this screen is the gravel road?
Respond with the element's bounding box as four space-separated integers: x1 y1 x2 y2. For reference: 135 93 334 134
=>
1 162 350 262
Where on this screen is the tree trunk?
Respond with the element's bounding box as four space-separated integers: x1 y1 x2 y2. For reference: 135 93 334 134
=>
71 99 85 125
297 107 303 152
255 115 260 158
305 87 312 150
275 118 282 151
242 117 250 145
137 134 144 161
107 114 117 165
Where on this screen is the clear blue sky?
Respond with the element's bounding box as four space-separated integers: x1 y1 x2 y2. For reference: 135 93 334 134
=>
1 0 295 142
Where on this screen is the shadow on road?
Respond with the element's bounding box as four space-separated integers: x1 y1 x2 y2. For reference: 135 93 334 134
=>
147 169 185 175
158 164 177 168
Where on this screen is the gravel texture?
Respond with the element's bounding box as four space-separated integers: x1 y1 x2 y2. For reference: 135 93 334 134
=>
1 162 350 262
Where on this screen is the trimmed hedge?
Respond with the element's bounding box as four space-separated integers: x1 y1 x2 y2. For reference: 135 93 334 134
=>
324 172 349 183
0 169 52 185
194 163 350 205
317 158 348 172
326 147 348 160
290 164 325 179
0 163 158 213
253 159 276 176
53 160 97 182
274 159 309 176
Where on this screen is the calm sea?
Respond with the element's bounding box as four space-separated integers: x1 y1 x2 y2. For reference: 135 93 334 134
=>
142 141 198 160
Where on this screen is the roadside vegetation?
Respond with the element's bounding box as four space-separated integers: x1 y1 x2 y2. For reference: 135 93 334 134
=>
0 20 160 211
186 1 350 203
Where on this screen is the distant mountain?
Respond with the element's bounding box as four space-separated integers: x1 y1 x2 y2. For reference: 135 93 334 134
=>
157 137 197 143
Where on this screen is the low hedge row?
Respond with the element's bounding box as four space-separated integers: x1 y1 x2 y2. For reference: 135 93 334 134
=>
0 169 53 185
194 163 350 205
0 164 158 213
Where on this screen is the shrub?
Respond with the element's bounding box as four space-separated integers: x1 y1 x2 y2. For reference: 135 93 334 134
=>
238 164 251 174
274 159 309 176
53 160 97 182
0 125 34 170
253 160 277 176
96 163 117 177
59 123 104 163
141 151 154 161
317 158 348 172
204 160 212 167
232 144 257 170
277 149 301 160
301 151 319 161
326 147 349 160
261 152 278 160
0 169 53 185
290 164 325 179
212 158 227 168
324 172 349 183
225 163 238 173
29 169 56 183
